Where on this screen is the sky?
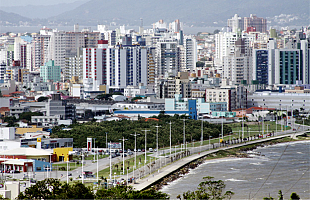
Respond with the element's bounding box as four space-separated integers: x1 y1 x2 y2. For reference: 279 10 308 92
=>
0 0 84 7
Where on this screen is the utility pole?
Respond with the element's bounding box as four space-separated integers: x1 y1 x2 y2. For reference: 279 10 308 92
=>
201 119 203 147
169 121 172 158
154 125 161 158
181 118 187 152
142 129 150 164
130 132 140 168
119 137 128 175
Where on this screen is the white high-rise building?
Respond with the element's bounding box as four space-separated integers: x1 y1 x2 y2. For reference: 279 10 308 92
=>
83 40 108 91
106 46 148 88
227 14 244 32
183 35 197 72
155 39 179 78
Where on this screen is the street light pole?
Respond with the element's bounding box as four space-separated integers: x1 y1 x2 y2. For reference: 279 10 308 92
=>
209 136 212 150
82 154 84 184
105 132 108 149
154 125 161 158
181 118 187 152
201 119 203 150
109 141 112 187
142 129 150 165
130 132 140 168
93 138 96 162
169 121 172 158
119 137 128 175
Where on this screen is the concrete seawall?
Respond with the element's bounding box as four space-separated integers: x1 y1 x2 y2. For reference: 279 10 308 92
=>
133 131 307 191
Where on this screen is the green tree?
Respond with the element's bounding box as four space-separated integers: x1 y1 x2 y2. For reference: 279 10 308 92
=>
95 185 169 199
18 178 94 199
131 96 143 102
96 93 112 100
278 190 283 200
182 176 234 200
3 116 17 127
19 111 43 122
213 29 220 34
290 192 300 200
196 61 205 68
37 96 49 102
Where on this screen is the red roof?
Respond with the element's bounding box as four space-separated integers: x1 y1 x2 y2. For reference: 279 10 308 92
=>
0 107 10 112
144 118 159 122
247 107 275 111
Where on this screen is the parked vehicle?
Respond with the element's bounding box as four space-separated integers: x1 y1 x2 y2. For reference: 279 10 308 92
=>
149 148 153 152
138 149 141 152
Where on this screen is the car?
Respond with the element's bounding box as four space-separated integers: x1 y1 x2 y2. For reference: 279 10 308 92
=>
122 154 127 157
124 150 127 153
138 149 141 152
133 149 136 152
154 149 157 152
68 173 72 176
30 179 36 183
128 152 133 155
142 149 145 152
149 148 153 152
119 150 123 153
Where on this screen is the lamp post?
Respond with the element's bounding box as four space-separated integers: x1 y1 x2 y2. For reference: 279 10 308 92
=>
105 132 108 149
154 125 161 158
248 128 251 140
67 158 69 184
81 153 84 184
169 121 172 158
201 119 203 147
142 129 150 165
93 138 96 162
130 132 140 169
303 118 305 131
96 145 99 184
181 118 187 153
109 141 112 187
209 136 212 150
276 110 278 136
119 137 128 175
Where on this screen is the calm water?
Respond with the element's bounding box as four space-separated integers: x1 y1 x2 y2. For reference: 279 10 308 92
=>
160 141 310 200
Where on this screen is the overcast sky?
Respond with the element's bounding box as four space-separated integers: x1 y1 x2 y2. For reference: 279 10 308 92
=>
1 0 84 7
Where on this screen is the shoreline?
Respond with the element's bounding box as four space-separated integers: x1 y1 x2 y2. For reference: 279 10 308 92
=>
154 134 309 191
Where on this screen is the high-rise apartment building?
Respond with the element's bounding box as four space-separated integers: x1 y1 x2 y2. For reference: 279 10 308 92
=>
40 60 61 82
155 39 179 77
64 48 83 82
274 49 302 85
253 49 268 85
244 14 267 33
227 14 244 32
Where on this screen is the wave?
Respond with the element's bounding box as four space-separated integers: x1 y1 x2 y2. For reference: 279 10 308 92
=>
225 178 247 182
250 162 263 166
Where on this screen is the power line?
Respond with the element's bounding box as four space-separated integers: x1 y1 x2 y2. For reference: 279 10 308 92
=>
284 167 309 195
251 133 297 199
